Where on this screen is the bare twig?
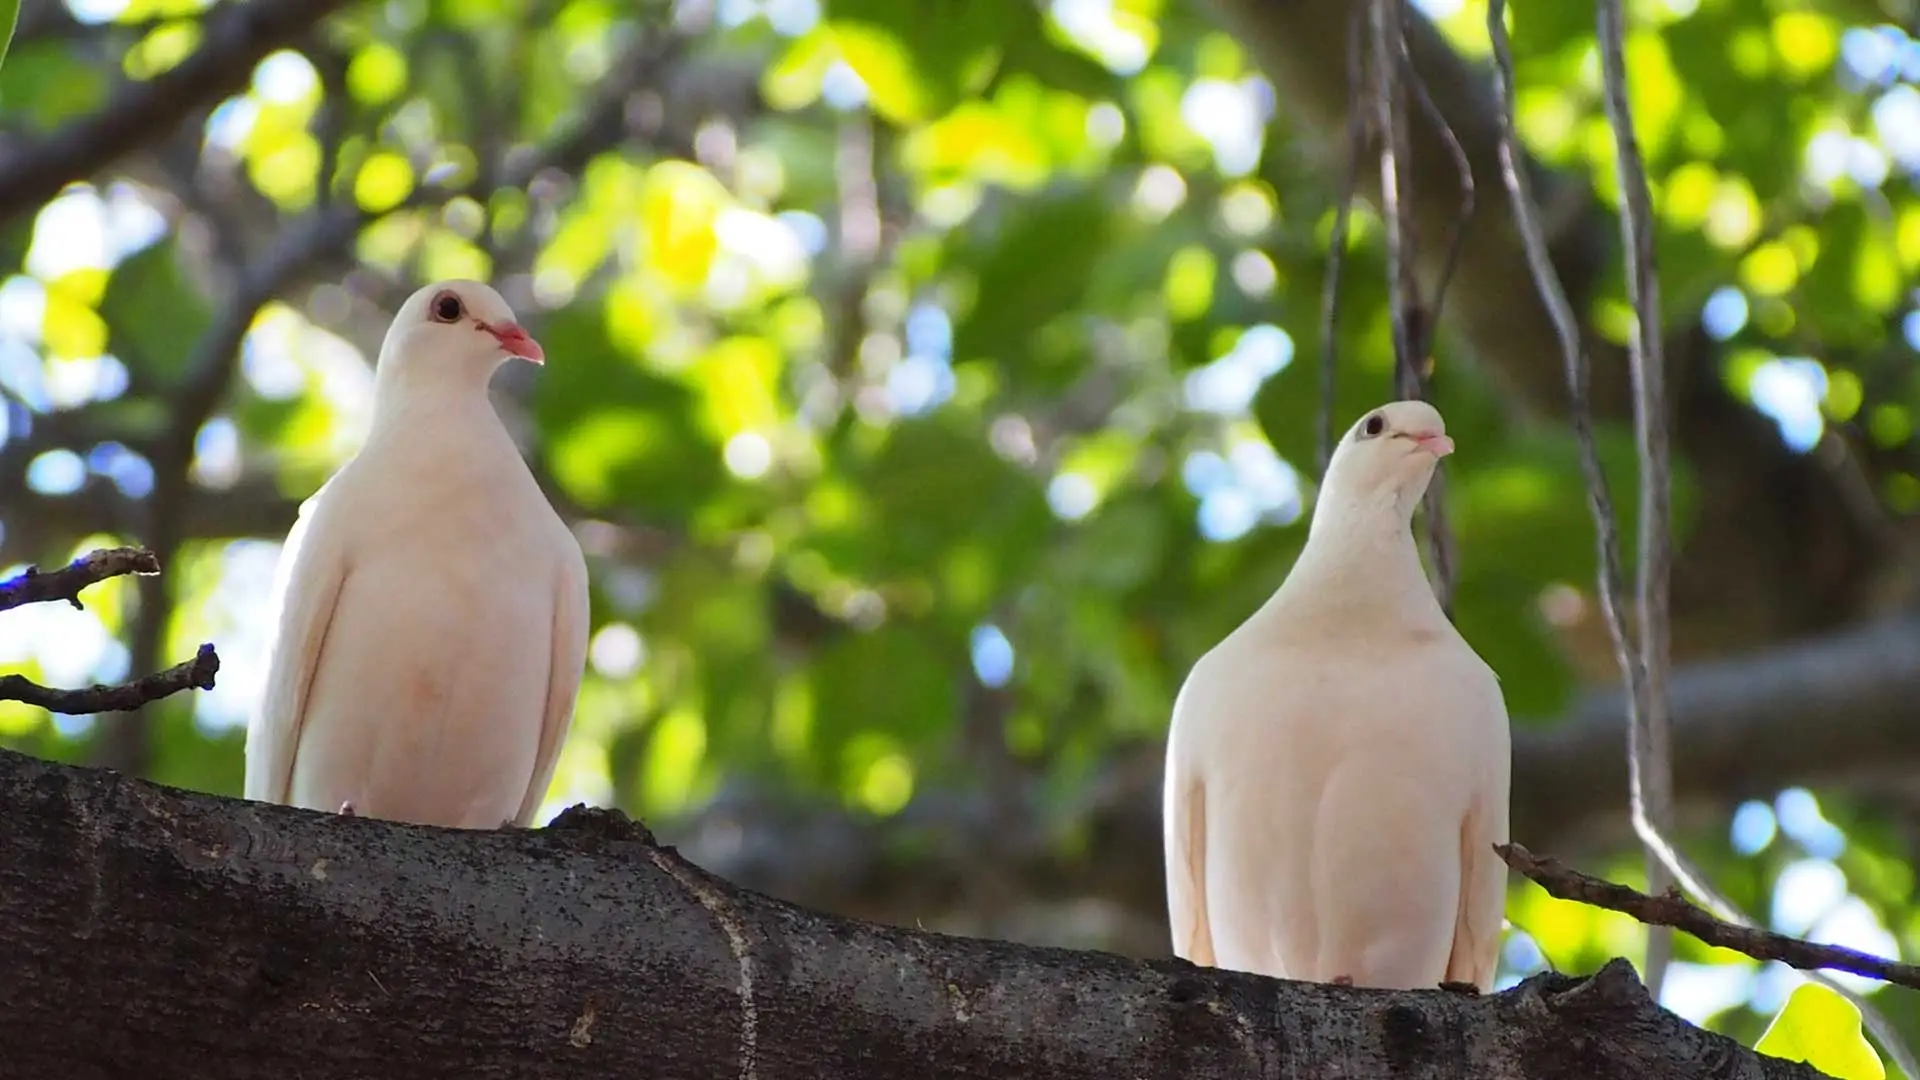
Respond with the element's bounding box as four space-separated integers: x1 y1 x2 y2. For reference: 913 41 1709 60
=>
0 546 160 613
1486 4 1917 1072
1499 843 1920 991
1315 2 1368 479
0 545 218 717
0 0 356 224
1368 0 1419 398
1399 56 1473 362
1595 0 1678 1002
1367 0 1456 615
0 643 219 716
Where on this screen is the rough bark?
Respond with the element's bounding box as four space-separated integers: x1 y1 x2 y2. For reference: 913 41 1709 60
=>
1204 0 1889 654
0 748 1821 1080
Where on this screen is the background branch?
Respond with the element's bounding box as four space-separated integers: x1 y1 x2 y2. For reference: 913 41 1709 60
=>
1594 0 1682 1001
0 0 357 224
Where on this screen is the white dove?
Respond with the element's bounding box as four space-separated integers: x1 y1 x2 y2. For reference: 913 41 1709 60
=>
244 279 590 830
1162 399 1511 991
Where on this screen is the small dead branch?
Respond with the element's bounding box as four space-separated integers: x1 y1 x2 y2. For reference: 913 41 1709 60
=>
1315 2 1368 478
0 644 220 716
1593 0 1682 1001
0 546 221 716
1353 0 1466 615
0 546 161 614
1498 842 1920 992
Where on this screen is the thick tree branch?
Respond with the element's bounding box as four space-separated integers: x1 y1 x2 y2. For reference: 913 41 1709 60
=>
0 0 356 224
0 642 219 714
0 748 1824 1080
1500 842 1920 991
0 545 159 612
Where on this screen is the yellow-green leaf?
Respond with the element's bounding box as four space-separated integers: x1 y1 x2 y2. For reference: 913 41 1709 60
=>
354 151 416 214
1755 983 1884 1080
639 160 729 292
0 0 18 74
828 21 927 125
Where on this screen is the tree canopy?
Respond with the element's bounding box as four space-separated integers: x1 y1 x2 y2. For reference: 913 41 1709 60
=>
2 0 1920 1071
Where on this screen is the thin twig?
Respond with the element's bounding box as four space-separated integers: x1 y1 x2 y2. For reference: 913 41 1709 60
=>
1595 0 1679 1002
1399 53 1473 362
0 643 219 715
1369 0 1419 395
1485 5 1918 1073
0 547 161 613
1368 0 1455 615
1315 2 1369 479
1499 843 1920 991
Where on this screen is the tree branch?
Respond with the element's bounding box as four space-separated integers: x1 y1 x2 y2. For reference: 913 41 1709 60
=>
0 642 218 714
1499 842 1920 992
0 0 356 225
0 546 220 717
0 747 1826 1080
0 545 159 612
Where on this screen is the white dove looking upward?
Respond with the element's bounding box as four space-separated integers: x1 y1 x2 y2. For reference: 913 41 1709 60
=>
244 279 590 830
1161 399 1511 991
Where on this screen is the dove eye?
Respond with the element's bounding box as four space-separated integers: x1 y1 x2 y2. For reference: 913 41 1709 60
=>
430 292 464 323
1361 413 1386 438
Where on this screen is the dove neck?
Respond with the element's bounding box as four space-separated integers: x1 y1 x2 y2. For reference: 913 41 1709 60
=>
371 353 502 430
1278 496 1443 625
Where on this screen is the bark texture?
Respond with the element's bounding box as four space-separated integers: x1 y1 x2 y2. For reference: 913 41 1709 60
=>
0 748 1824 1080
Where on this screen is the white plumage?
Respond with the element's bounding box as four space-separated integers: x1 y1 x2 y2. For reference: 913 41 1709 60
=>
244 279 589 829
1162 399 1511 990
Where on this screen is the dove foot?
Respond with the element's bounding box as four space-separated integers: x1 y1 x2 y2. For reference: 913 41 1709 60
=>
1331 975 1354 987
498 818 520 830
1439 980 1480 996
338 801 357 817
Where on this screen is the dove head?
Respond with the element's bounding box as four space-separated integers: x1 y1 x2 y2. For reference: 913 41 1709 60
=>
376 280 545 388
1312 399 1453 535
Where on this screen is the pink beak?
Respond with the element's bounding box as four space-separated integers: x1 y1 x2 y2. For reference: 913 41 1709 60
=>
1411 432 1454 458
483 321 545 364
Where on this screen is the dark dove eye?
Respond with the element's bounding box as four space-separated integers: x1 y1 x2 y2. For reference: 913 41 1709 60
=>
431 293 464 323
1361 414 1385 438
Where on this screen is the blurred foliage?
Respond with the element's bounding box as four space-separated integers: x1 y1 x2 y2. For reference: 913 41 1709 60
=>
4 0 1920 1064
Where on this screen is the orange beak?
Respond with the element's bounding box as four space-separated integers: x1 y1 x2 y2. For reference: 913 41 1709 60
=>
1410 432 1454 458
483 321 545 364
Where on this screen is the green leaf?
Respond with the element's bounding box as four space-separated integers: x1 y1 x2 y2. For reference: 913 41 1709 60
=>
949 189 1114 391
849 415 1053 586
0 38 109 127
531 303 723 522
824 0 1010 121
1755 983 1885 1080
809 621 959 769
97 238 214 388
0 0 19 75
